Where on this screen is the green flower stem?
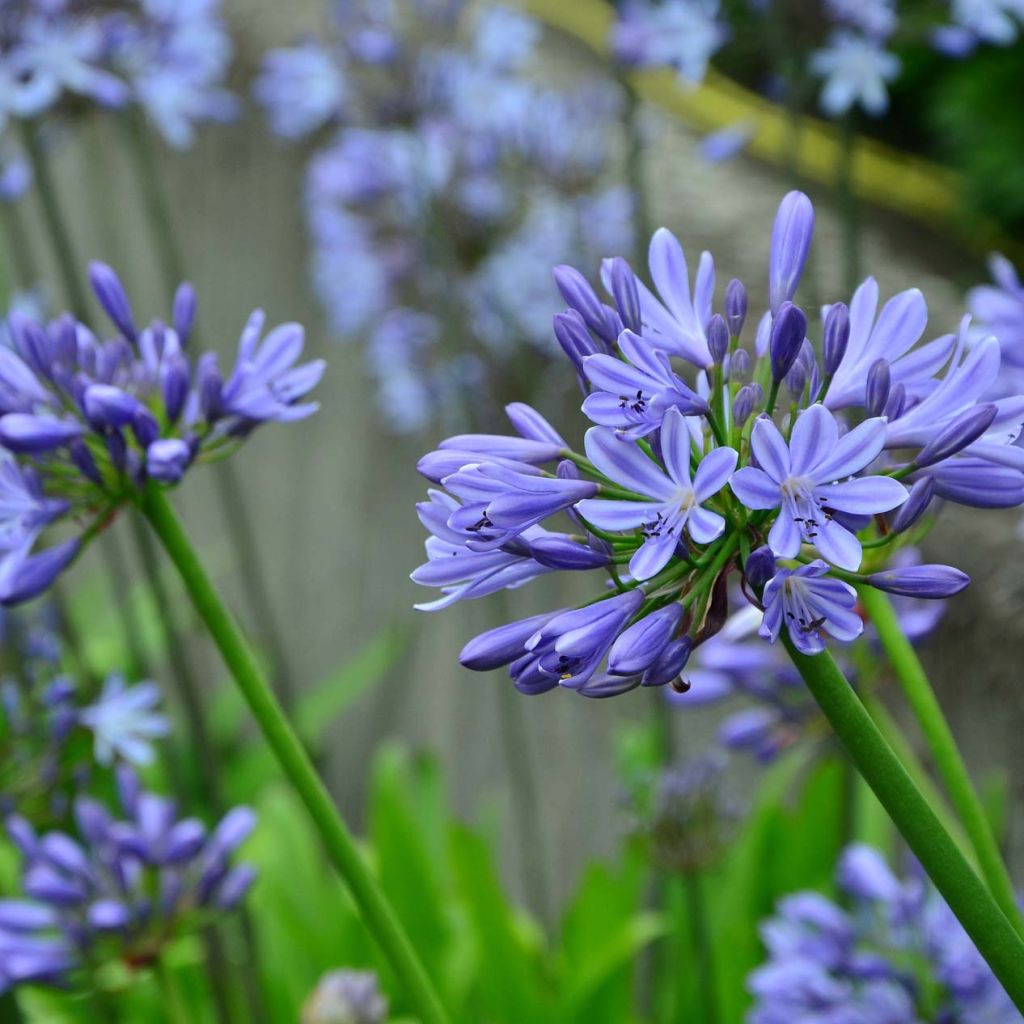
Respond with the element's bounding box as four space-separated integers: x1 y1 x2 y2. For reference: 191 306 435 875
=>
138 484 451 1024
857 585 1024 940
784 638 1024 1009
119 110 299 712
683 872 721 1024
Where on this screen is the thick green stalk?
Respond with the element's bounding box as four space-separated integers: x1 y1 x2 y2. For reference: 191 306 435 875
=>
138 484 450 1024
784 638 1024 1009
120 111 298 709
858 585 1024 939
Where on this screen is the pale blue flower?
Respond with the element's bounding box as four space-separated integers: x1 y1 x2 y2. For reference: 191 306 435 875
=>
810 31 901 117
79 676 170 767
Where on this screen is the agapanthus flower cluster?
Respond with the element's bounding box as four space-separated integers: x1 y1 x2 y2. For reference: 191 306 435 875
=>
677 550 946 762
609 0 727 86
0 0 236 148
255 0 632 431
0 262 323 604
0 766 255 992
0 603 169 823
748 843 1019 1022
302 969 388 1024
414 190 1021 700
627 752 740 875
969 252 1024 395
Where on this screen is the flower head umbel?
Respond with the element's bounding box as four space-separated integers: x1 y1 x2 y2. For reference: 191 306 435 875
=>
0 1 237 148
0 768 256 993
414 190 1018 697
749 844 1020 1023
0 263 322 603
255 0 633 432
302 969 388 1024
810 31 901 117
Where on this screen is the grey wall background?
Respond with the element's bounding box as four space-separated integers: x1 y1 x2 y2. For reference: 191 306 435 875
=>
13 1 1022 914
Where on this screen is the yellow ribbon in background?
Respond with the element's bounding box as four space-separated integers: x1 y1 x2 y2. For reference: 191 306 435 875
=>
522 0 1018 263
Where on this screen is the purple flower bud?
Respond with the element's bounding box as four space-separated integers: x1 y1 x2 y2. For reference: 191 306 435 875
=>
837 844 901 902
577 672 642 698
608 257 641 333
891 476 934 534
460 611 564 671
0 539 79 606
867 565 970 599
439 434 561 463
24 864 86 906
553 265 606 337
883 382 905 421
83 384 140 429
744 546 777 591
607 604 684 676
725 278 747 336
732 384 760 428
146 439 192 483
172 283 197 346
132 408 159 448
822 302 850 375
87 900 131 931
730 348 751 382
107 430 127 473
769 302 807 382
88 262 137 341
116 765 141 816
785 361 806 399
196 352 223 421
213 864 257 910
0 901 58 931
553 310 600 374
69 439 103 486
916 404 998 468
164 819 207 863
209 806 256 857
865 359 890 417
505 403 565 447
718 707 777 756
161 354 190 424
707 314 729 364
769 191 815 312
528 535 610 570
0 413 82 453
641 637 693 687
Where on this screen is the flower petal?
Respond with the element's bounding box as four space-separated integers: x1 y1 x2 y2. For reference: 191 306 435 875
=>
819 476 907 514
584 427 674 498
813 520 863 571
789 405 839 477
693 446 738 501
750 416 790 481
730 467 781 510
810 417 886 482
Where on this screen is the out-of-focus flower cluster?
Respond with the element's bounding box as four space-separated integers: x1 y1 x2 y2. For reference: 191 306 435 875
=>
302 968 388 1024
0 604 168 825
0 263 323 604
254 0 633 432
749 843 1020 1022
607 0 1024 126
414 190 1024 699
0 0 237 148
0 766 255 993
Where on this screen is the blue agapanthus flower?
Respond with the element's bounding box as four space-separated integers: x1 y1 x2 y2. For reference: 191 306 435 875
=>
609 0 727 85
810 31 901 117
414 191 1013 699
0 0 236 148
302 969 388 1024
969 253 1024 395
0 767 255 992
0 263 322 604
255 0 633 432
749 844 1020 1023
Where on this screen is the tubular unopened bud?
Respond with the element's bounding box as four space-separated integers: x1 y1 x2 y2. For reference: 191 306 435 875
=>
608 257 641 333
83 384 139 429
641 637 693 687
553 265 605 336
131 407 159 448
917 404 998 468
769 302 807 382
867 565 970 599
729 348 751 382
725 278 747 337
883 382 906 421
785 362 806 399
865 359 890 417
608 604 685 676
744 545 776 591
528 535 610 570
146 439 192 483
88 262 137 341
891 476 934 534
553 310 599 375
823 302 850 375
172 283 197 346
732 384 758 428
707 314 729 364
